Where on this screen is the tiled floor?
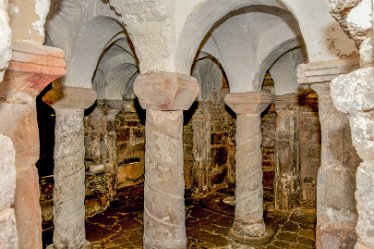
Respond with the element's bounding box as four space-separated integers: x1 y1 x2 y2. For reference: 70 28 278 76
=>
43 185 316 248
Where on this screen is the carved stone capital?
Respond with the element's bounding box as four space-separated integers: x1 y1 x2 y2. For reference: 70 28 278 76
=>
297 57 359 84
48 87 97 111
0 41 66 101
224 92 272 115
274 93 299 112
134 71 200 111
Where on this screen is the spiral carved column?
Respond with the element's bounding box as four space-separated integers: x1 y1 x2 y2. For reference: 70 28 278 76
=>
225 92 272 244
53 108 86 248
134 72 200 249
47 87 96 249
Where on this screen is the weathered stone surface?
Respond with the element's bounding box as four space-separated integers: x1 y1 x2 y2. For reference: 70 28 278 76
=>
135 72 201 249
0 134 15 210
143 109 186 249
331 67 374 113
297 57 359 84
0 0 11 82
52 108 87 249
49 87 97 110
0 134 17 249
327 0 371 46
0 208 18 249
225 92 271 238
311 82 359 249
274 94 300 211
15 166 42 249
0 41 66 249
134 72 200 111
355 161 374 248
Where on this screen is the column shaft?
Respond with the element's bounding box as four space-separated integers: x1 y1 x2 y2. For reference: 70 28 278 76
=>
274 95 300 210
134 72 200 249
53 108 86 249
233 114 266 236
312 83 359 249
143 109 186 249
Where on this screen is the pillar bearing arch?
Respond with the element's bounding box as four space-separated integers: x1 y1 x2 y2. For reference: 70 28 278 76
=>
46 87 96 249
0 41 66 249
274 93 301 211
134 72 200 249
298 59 361 249
224 92 274 244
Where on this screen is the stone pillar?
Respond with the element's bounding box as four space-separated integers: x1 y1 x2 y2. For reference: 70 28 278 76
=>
274 93 300 210
326 1 374 247
0 134 18 248
298 59 361 249
191 102 212 196
224 92 272 240
134 72 200 249
330 68 374 249
46 87 96 249
0 41 65 249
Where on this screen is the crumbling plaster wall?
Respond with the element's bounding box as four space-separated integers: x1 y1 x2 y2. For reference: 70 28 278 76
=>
8 0 50 44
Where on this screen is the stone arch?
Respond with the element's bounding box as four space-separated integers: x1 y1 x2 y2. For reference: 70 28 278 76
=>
269 47 306 96
175 0 356 75
256 38 301 91
46 0 138 88
61 16 126 88
196 5 302 92
92 37 139 100
192 52 228 101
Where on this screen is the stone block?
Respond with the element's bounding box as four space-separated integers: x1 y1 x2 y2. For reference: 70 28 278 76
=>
0 208 18 249
14 166 42 249
0 134 15 210
117 162 144 187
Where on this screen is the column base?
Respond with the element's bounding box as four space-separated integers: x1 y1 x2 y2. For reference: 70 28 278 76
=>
144 238 187 249
230 223 277 246
46 240 92 249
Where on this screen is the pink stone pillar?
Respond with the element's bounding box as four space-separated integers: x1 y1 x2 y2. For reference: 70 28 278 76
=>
134 72 200 249
0 41 65 249
47 87 96 249
224 92 271 238
298 59 361 249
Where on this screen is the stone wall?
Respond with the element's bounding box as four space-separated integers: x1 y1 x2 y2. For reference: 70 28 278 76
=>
83 100 145 216
261 105 277 208
183 82 236 198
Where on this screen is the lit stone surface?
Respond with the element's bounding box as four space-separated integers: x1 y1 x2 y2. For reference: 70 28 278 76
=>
135 72 199 249
48 87 96 249
225 92 271 238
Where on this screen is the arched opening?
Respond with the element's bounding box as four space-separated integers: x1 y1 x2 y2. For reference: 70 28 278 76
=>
33 1 359 248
